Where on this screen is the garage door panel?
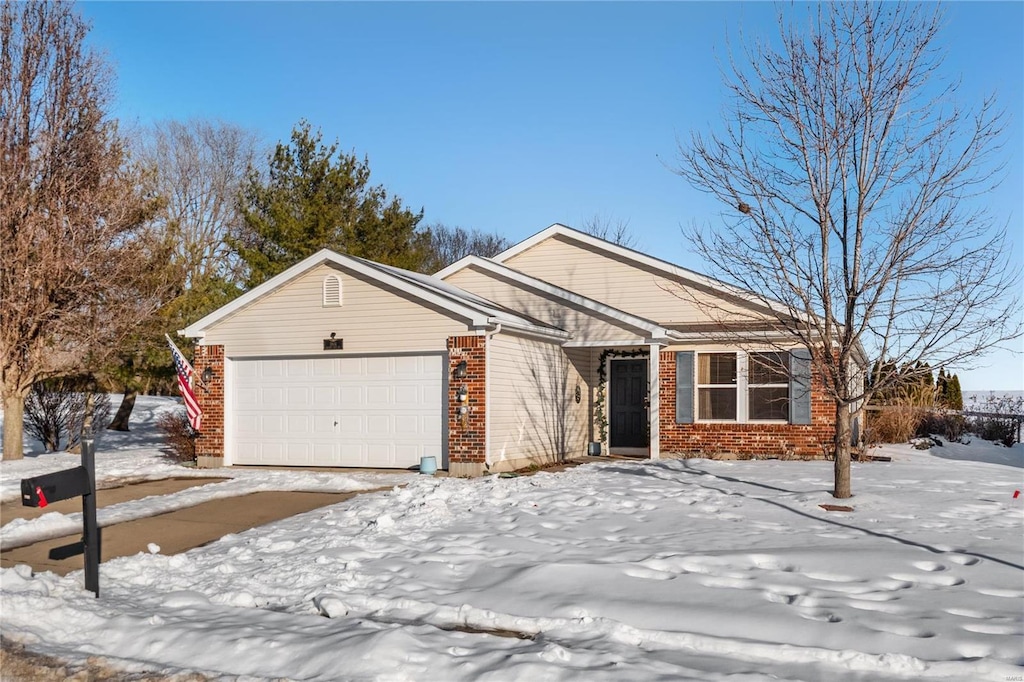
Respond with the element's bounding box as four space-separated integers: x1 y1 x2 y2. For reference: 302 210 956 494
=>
394 384 420 404
366 386 390 407
261 442 285 459
312 358 335 374
261 415 285 433
312 386 334 404
262 387 286 408
339 414 363 433
339 357 363 375
312 415 335 434
422 416 442 436
232 355 442 468
366 356 390 374
366 414 390 433
236 362 258 379
287 414 310 432
236 389 259 409
286 359 310 377
340 386 363 406
286 386 310 406
393 356 420 374
261 361 285 378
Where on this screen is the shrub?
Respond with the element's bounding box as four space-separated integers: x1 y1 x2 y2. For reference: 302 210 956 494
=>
966 394 1023 447
865 405 924 444
156 409 198 463
24 378 112 452
916 411 967 443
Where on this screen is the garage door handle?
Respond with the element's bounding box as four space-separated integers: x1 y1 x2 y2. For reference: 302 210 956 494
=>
334 420 338 427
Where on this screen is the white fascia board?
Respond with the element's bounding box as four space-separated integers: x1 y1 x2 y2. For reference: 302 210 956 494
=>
456 256 677 339
562 339 654 348
492 224 798 321
490 223 573 263
562 338 672 348
490 317 572 342
180 249 492 338
433 254 476 280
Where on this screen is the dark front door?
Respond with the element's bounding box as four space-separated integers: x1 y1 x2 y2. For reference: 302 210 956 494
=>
610 359 648 448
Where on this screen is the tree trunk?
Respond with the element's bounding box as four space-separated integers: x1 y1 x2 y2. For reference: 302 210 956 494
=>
833 402 853 498
108 389 137 431
2 391 26 460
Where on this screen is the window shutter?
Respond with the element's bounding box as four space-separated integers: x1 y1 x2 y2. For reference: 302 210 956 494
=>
790 349 812 425
675 351 694 423
323 275 342 307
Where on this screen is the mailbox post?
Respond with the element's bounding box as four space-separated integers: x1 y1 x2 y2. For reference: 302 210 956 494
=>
81 436 100 596
20 436 101 597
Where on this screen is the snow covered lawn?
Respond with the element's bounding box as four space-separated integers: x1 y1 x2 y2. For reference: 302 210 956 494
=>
2 398 1022 680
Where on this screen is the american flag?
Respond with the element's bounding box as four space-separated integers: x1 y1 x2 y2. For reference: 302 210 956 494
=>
166 334 203 432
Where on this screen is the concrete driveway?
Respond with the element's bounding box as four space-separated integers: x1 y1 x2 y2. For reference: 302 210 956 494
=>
0 478 378 576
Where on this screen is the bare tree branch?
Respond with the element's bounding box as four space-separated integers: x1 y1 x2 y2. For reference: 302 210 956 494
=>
1 1 166 459
675 2 1021 497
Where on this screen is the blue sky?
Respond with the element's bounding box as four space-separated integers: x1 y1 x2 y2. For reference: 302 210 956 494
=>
80 1 1023 390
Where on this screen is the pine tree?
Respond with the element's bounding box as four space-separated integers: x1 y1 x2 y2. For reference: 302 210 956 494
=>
946 374 964 411
935 368 949 407
232 121 427 287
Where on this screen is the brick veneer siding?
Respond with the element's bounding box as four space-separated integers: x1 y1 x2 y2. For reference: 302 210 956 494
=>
193 344 225 467
658 350 835 459
448 335 486 476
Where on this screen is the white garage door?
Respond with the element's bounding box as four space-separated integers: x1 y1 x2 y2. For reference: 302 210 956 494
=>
232 355 443 468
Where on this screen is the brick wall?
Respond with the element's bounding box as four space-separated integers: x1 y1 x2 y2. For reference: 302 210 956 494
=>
658 350 835 459
193 344 225 466
447 335 486 476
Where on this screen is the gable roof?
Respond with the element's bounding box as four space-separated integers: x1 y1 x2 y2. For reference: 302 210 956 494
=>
436 255 685 343
179 249 570 341
440 223 868 364
482 223 793 319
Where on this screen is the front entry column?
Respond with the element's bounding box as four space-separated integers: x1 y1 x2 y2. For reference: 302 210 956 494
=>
649 343 660 460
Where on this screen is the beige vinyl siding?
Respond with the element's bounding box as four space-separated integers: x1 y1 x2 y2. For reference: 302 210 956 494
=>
564 346 598 446
445 266 645 342
503 235 767 326
201 263 472 356
487 332 589 471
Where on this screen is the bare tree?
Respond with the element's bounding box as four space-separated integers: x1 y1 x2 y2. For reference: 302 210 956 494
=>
580 213 639 249
676 2 1020 498
136 118 262 287
1 1 165 459
422 223 511 273
103 118 261 431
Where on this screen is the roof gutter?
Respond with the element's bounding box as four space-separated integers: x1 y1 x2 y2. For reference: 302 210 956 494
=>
487 317 571 342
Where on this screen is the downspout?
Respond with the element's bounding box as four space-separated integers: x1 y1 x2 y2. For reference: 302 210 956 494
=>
484 323 502 469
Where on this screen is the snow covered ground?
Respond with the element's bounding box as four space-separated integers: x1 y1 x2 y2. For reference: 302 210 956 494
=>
2 397 1022 681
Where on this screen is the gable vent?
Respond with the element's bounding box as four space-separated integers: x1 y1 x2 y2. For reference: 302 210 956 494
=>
322 274 342 307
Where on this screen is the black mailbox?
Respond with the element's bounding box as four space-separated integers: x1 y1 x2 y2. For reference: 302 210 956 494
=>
20 438 101 597
22 466 92 508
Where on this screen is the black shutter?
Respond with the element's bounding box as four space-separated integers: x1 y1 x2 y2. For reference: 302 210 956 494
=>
676 351 694 423
790 349 812 425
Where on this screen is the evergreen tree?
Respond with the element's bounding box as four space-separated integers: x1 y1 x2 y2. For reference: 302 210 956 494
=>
935 368 949 407
946 374 964 411
232 121 427 287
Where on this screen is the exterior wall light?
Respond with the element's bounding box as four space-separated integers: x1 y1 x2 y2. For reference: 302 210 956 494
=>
453 360 468 379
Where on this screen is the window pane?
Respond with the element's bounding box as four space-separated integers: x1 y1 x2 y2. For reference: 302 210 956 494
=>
750 387 789 420
699 388 737 420
749 352 788 385
698 353 736 385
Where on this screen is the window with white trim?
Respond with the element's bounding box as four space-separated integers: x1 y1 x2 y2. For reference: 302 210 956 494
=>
322 274 342 307
695 351 791 422
748 352 789 421
697 352 737 420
